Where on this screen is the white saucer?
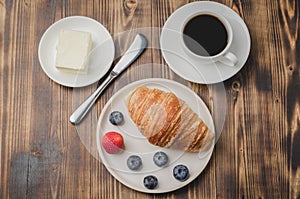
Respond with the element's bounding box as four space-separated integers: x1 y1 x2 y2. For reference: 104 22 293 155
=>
38 16 115 87
96 78 215 193
160 1 251 84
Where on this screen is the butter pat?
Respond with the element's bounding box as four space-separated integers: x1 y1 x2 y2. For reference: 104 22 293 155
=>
55 29 92 74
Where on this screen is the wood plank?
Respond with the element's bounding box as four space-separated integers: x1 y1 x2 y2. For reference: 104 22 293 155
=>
277 0 300 198
0 1 5 197
2 1 32 198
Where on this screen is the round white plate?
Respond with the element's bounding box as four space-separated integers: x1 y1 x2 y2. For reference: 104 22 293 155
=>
160 1 251 84
96 78 215 193
38 16 115 87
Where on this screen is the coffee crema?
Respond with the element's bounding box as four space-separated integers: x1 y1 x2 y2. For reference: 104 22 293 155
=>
183 14 228 57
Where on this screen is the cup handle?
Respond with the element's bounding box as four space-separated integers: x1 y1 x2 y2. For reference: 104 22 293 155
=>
219 52 238 67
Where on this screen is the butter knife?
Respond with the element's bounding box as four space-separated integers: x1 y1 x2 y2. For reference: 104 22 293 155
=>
70 34 147 125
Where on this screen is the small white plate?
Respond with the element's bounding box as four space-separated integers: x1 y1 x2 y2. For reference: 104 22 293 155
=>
38 16 115 87
96 78 215 193
160 1 251 84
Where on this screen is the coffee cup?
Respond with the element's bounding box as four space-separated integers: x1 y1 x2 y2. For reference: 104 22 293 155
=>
180 11 238 66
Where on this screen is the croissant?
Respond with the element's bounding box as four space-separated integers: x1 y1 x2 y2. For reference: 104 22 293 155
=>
126 86 214 152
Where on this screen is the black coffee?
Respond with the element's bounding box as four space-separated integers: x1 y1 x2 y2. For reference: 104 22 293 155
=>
183 14 228 56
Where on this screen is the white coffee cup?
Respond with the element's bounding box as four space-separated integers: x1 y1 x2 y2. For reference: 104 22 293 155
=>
180 11 238 67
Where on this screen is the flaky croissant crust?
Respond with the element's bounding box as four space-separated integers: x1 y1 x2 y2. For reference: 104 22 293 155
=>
127 86 214 152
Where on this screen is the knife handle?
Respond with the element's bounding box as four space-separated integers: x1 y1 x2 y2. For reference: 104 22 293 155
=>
69 71 117 125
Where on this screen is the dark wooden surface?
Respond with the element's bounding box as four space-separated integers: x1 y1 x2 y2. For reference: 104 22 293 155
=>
1 0 299 198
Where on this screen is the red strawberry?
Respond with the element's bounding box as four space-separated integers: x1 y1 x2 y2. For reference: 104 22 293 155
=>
101 131 124 154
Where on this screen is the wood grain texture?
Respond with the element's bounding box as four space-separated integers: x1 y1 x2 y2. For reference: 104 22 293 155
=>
0 0 299 198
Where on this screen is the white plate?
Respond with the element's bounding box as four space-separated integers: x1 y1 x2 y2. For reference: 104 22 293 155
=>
96 78 215 193
160 1 251 84
38 16 115 87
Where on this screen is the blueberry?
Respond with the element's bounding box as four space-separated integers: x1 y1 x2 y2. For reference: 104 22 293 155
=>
127 155 142 170
143 175 158 189
109 111 124 125
153 151 168 167
173 164 189 182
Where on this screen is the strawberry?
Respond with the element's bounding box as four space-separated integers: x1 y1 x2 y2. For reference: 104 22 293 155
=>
101 131 124 154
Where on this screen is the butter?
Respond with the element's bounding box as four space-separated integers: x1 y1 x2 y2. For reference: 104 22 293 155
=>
55 29 92 74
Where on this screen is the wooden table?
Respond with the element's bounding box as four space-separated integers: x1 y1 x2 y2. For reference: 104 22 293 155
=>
1 0 299 198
